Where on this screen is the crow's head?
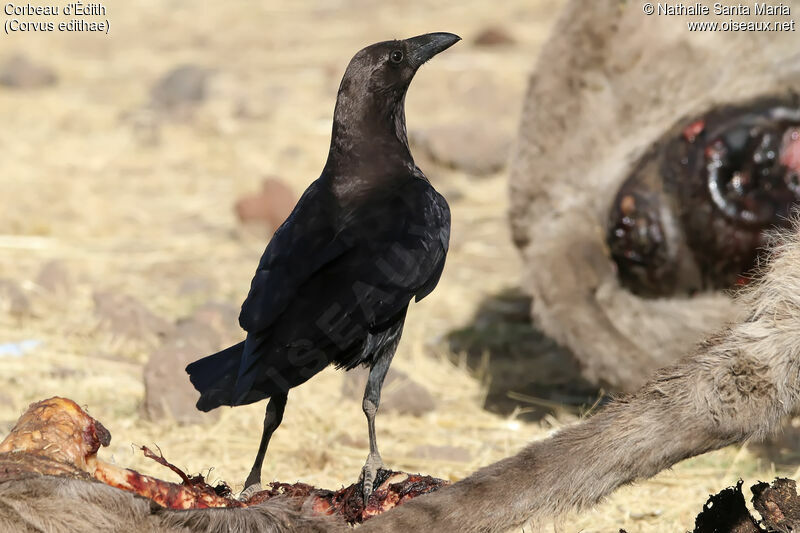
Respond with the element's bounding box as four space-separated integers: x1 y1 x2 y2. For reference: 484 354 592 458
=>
329 32 460 165
342 32 460 96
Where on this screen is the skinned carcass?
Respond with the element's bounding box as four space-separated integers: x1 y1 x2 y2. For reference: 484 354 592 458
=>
0 398 444 532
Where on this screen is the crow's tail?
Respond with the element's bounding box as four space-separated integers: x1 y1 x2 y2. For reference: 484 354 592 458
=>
185 341 244 412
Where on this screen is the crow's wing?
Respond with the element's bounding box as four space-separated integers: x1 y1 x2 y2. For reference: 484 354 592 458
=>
237 177 449 370
237 178 450 382
237 177 352 333
412 187 450 303
321 181 450 333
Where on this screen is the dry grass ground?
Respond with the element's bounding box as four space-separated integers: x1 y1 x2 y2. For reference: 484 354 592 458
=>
1 1 799 531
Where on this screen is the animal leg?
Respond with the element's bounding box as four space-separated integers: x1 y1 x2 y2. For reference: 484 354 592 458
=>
357 224 800 532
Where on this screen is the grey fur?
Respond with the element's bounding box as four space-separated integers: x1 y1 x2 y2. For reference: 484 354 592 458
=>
509 0 800 390
357 222 800 532
0 476 344 533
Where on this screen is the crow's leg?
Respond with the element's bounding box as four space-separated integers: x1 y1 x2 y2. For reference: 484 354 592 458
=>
239 392 288 500
360 348 395 504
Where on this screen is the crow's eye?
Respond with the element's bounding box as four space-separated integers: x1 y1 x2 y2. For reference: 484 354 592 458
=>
390 50 404 64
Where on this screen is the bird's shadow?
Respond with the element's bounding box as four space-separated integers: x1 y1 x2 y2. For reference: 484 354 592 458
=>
446 288 606 422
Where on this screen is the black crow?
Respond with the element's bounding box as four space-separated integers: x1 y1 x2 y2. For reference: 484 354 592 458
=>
186 32 458 502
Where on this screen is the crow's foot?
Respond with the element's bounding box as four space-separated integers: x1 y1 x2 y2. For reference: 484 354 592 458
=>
238 482 262 502
360 452 384 505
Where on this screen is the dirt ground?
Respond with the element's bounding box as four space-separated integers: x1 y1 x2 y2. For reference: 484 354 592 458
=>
1 1 799 531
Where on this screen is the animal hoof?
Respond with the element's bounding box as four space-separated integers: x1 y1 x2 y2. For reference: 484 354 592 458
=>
239 482 263 502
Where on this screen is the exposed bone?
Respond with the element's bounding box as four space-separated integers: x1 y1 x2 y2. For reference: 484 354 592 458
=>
0 397 237 510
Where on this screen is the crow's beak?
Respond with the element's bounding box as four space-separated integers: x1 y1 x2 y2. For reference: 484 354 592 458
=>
406 32 461 68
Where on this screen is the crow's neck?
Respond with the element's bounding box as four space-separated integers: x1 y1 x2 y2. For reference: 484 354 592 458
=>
324 94 414 179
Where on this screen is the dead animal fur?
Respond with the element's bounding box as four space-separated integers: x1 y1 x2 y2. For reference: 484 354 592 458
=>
509 0 800 390
358 220 800 531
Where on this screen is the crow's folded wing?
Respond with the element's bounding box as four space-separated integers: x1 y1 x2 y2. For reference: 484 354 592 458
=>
238 177 450 342
237 178 351 332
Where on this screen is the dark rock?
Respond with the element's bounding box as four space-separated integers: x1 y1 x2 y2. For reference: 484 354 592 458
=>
411 445 471 463
150 65 210 111
93 291 174 342
0 279 31 317
0 54 57 88
234 178 296 233
341 367 437 417
143 337 220 424
411 123 512 176
36 260 71 293
473 26 516 46
191 301 240 343
171 317 221 355
142 302 240 424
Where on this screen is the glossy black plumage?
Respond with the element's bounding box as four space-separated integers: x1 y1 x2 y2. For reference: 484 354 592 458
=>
185 32 458 499
198 174 450 407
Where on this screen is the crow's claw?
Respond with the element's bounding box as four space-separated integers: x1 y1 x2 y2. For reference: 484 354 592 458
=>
360 452 384 505
238 482 262 502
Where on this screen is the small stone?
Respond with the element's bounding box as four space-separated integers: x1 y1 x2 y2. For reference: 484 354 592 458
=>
93 291 174 342
170 317 222 355
473 26 516 47
0 54 57 89
143 339 220 424
412 123 512 176
191 301 240 343
150 64 210 111
35 260 71 293
141 302 241 424
234 178 297 232
0 279 31 317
